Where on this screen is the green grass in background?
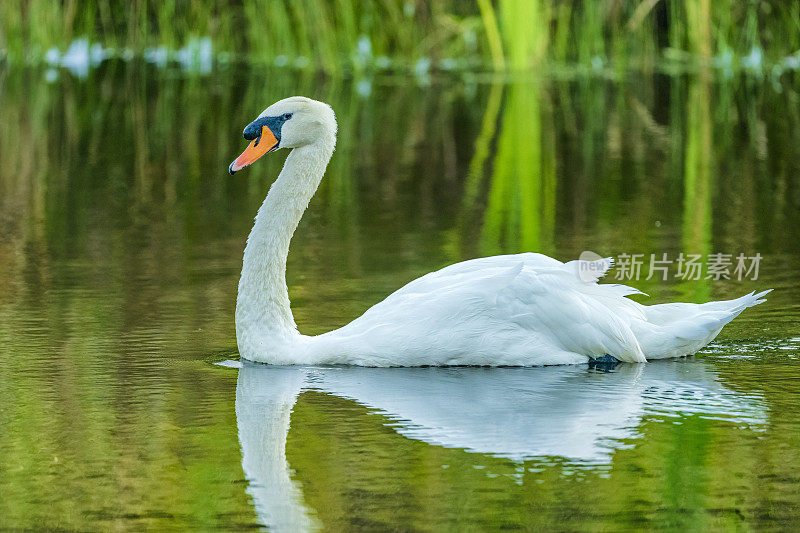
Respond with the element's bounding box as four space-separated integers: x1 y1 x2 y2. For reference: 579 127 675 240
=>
1 1 800 74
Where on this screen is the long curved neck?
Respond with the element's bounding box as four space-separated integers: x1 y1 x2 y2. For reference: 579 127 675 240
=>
236 135 335 354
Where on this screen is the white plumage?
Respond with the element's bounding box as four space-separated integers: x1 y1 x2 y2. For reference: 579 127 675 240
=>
229 97 770 366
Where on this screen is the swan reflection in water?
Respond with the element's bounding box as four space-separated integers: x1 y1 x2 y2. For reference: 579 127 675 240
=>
234 360 766 531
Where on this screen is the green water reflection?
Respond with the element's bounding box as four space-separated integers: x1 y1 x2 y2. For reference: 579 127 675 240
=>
0 63 798 530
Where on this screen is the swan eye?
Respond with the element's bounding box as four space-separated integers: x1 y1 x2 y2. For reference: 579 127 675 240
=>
282 113 293 121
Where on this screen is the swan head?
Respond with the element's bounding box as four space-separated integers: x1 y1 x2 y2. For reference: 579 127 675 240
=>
229 96 337 175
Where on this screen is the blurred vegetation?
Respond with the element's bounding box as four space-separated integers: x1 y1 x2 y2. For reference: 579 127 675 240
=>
1 11 800 525
1 0 800 74
0 1 799 531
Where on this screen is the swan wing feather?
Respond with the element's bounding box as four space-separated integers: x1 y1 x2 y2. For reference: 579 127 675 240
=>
325 254 647 365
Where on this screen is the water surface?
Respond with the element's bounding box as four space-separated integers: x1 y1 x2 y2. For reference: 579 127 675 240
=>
1 63 799 530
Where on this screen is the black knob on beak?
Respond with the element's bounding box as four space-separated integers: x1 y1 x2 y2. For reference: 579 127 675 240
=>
243 122 262 140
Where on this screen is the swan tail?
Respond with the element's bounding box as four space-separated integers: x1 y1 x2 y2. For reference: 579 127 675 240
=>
634 289 772 359
724 289 772 309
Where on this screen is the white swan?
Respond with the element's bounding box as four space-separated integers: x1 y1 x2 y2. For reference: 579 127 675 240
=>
228 96 770 366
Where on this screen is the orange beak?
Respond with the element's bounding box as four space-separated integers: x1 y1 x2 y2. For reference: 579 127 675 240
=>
229 126 280 174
